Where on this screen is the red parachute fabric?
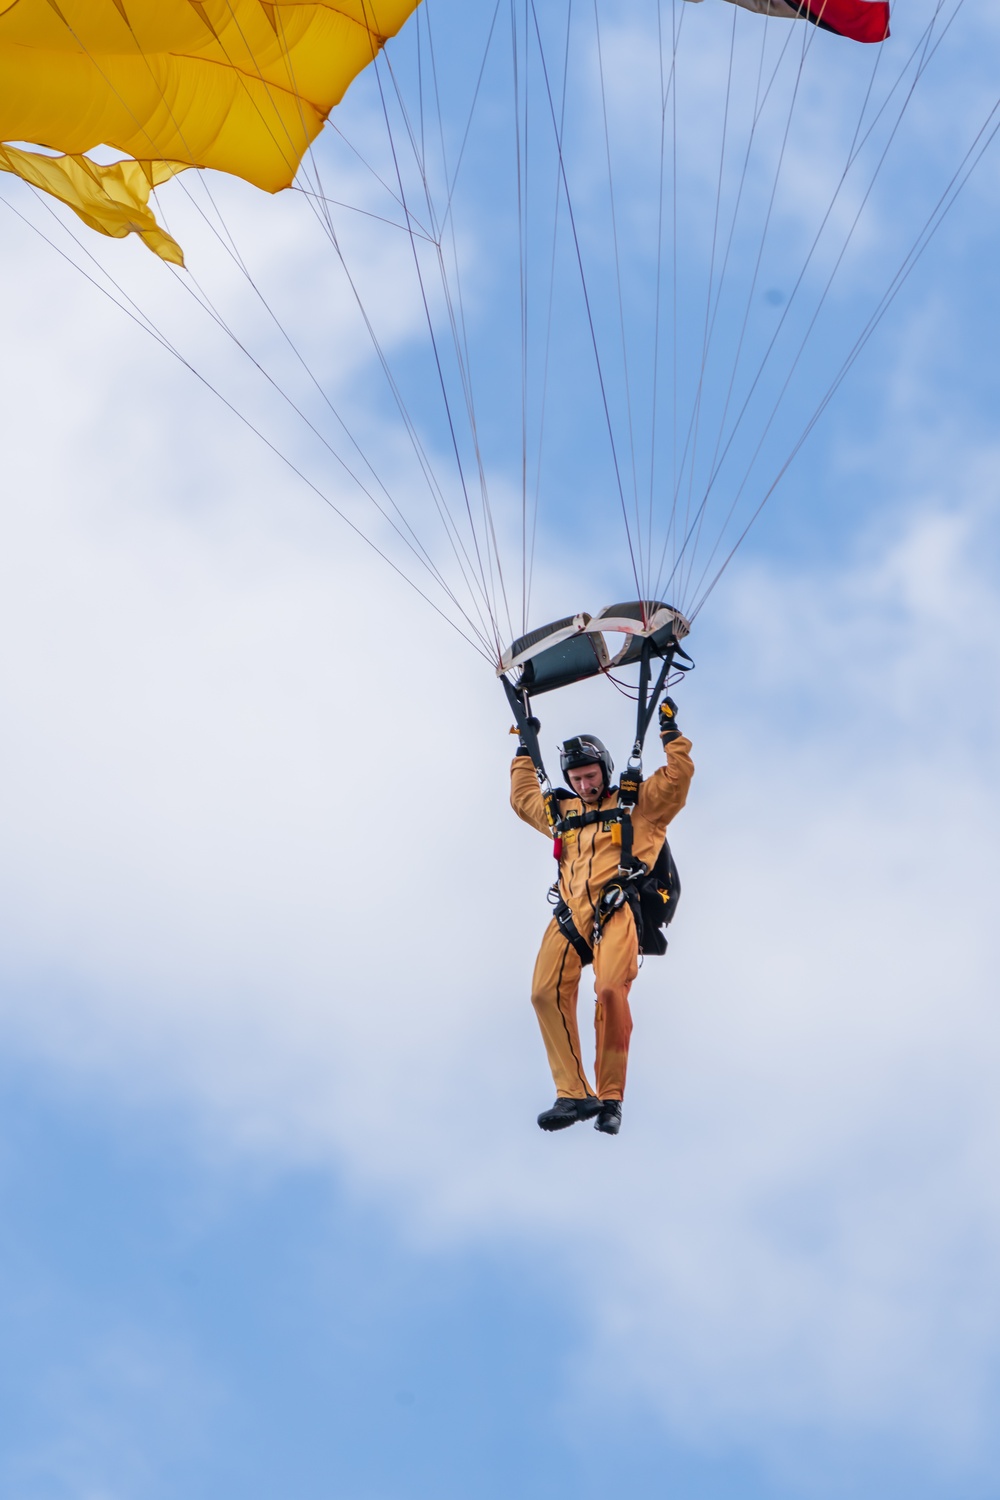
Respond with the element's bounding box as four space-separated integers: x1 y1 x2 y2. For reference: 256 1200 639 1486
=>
797 0 890 43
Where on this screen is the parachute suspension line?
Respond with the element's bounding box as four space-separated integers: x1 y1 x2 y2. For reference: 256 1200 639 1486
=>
276 88 504 651
649 0 668 603
423 0 510 624
305 125 428 233
681 0 961 608
691 91 1000 620
156 253 473 608
661 10 769 603
511 0 531 635
416 0 428 174
680 10 817 608
380 15 517 654
27 1 486 648
438 0 505 234
656 0 962 612
528 0 644 607
0 183 493 663
653 15 814 608
689 31 999 618
427 6 519 653
147 177 457 609
311 206 503 654
43 0 497 649
156 252 497 644
659 13 810 606
526 0 576 630
7 188 186 362
673 5 740 606
678 14 812 607
648 0 685 603
659 0 740 603
416 0 511 633
837 0 956 171
204 0 510 651
215 11 506 650
412 0 525 648
426 7 513 638
258 181 434 234
670 0 681 587
592 0 644 592
366 16 514 661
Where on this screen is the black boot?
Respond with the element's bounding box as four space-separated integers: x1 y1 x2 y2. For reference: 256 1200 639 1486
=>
595 1100 622 1135
537 1096 602 1131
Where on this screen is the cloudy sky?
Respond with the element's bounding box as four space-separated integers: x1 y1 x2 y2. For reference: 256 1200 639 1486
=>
1 2 999 1497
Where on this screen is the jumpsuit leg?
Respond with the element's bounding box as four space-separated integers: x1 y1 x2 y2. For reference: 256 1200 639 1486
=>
592 906 638 1101
530 918 596 1099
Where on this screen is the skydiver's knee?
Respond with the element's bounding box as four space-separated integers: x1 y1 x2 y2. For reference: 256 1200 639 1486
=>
531 986 553 1015
596 984 631 1018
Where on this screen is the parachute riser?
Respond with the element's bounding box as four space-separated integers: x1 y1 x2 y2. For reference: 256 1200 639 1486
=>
502 674 564 856
502 674 546 781
622 636 693 798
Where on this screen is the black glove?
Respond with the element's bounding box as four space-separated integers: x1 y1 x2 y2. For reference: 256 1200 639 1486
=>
658 696 681 744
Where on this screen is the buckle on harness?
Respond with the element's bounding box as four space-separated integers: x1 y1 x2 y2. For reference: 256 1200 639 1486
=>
592 880 626 947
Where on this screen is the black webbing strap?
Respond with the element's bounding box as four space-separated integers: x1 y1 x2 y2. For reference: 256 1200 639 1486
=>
626 634 695 779
550 890 594 966
502 674 546 781
554 806 619 834
503 673 563 835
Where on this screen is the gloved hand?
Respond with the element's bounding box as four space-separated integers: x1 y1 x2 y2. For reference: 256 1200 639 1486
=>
658 696 681 744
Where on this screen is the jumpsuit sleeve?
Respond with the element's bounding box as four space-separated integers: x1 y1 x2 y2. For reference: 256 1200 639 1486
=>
510 755 552 837
636 734 694 829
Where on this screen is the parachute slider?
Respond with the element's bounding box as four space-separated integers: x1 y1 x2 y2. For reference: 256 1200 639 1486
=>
584 601 691 669
497 601 692 694
499 613 610 696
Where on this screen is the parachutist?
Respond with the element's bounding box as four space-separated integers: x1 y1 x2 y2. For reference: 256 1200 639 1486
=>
512 701 694 1135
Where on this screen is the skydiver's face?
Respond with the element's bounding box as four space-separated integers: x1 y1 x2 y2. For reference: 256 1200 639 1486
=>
567 763 605 803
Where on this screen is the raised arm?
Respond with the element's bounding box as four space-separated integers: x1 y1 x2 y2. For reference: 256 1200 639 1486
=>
637 696 694 826
510 750 552 836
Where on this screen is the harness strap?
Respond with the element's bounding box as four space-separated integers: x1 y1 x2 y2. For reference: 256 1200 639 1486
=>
549 888 594 966
591 797 650 947
554 804 625 835
549 791 659 953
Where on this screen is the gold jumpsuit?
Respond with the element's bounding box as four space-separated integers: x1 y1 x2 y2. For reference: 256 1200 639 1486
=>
511 735 694 1101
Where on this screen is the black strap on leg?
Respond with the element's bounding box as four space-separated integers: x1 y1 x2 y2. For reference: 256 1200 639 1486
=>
549 886 594 966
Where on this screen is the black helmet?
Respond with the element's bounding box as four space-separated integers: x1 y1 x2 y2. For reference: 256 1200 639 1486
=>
559 734 614 790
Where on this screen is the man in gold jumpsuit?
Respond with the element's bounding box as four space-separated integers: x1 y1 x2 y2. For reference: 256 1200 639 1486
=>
511 700 694 1135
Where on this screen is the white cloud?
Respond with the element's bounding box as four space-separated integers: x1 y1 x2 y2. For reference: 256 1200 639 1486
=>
2 35 1000 1485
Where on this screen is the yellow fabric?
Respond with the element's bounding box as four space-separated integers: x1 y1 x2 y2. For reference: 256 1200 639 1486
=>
0 0 420 258
0 147 189 262
530 906 638 1102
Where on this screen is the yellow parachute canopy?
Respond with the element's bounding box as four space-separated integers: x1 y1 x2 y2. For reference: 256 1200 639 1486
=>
0 0 421 262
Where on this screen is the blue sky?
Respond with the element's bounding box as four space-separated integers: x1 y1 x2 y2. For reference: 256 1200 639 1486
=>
1 3 1000 1497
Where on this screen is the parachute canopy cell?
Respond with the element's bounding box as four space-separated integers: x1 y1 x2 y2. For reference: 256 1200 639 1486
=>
0 0 421 259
